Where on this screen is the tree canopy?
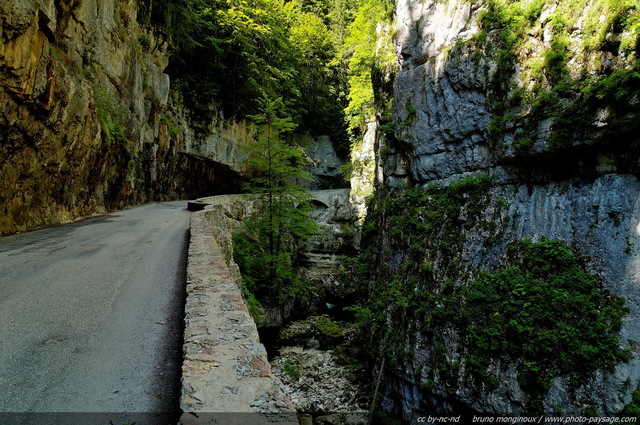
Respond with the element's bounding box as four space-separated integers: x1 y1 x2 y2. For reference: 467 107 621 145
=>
140 0 354 143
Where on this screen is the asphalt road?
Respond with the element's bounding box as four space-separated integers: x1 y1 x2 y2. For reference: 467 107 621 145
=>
0 201 190 418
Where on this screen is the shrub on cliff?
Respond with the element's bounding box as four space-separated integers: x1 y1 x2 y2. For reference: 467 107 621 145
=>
349 178 630 412
461 239 630 409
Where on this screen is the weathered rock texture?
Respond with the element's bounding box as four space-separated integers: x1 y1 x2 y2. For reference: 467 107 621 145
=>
388 0 640 186
181 209 297 423
272 345 368 422
0 0 345 236
369 0 640 419
296 135 347 190
300 189 359 281
0 0 245 235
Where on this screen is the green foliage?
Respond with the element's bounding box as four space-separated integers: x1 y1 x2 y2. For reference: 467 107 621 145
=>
620 390 640 419
383 175 496 266
477 0 640 152
239 275 265 324
544 66 640 150
585 69 640 102
584 405 599 417
350 175 499 365
160 115 179 138
543 36 571 87
514 137 534 151
283 359 301 381
608 210 623 227
338 161 355 181
343 0 394 131
48 45 62 62
137 0 204 51
233 98 318 306
312 315 344 338
137 35 151 50
347 175 629 411
210 0 300 118
479 0 542 96
404 98 417 128
154 0 350 143
582 0 640 52
462 239 629 409
289 11 346 134
93 86 128 145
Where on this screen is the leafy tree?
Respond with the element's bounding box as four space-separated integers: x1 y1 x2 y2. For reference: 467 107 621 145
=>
151 0 350 143
343 0 394 131
137 0 205 51
233 97 318 304
290 11 348 136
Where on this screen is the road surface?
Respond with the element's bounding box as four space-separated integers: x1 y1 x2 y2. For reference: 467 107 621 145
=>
0 202 189 421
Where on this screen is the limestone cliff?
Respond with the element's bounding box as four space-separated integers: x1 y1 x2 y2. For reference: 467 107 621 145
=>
0 0 346 235
364 0 640 418
0 0 231 235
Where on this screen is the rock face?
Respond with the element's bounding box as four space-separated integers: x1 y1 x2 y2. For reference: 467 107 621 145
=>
0 0 239 235
296 135 348 190
301 189 360 287
0 0 346 236
272 345 368 423
369 0 640 419
388 0 640 186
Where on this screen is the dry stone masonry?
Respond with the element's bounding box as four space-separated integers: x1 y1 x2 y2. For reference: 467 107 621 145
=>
180 209 297 424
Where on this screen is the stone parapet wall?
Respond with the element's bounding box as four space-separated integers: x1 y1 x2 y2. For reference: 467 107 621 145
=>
180 210 297 423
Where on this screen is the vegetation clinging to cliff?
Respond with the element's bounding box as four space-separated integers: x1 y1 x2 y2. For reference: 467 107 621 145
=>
348 177 630 411
93 86 128 146
478 0 640 152
349 175 501 366
463 239 629 409
137 0 204 51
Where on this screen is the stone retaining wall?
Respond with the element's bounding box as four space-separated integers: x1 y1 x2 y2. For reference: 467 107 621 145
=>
179 209 297 424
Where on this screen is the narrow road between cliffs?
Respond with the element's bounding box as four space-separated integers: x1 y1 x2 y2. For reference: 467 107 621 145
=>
0 202 189 416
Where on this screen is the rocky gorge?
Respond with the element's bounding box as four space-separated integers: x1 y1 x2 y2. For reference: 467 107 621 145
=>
0 0 346 235
192 191 369 422
2 0 640 422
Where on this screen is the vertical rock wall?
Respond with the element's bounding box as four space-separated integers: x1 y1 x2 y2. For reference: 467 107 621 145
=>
0 0 348 236
0 0 246 235
369 0 640 418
